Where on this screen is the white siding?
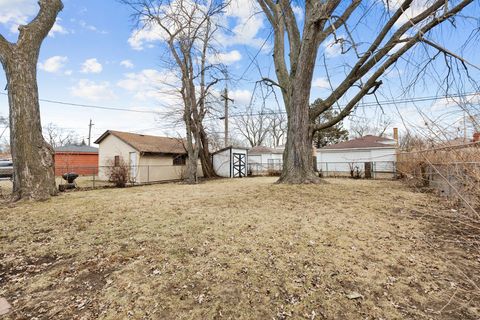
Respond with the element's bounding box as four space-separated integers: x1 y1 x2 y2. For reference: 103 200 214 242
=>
213 147 248 178
213 149 231 178
316 147 397 173
98 135 137 180
248 152 283 174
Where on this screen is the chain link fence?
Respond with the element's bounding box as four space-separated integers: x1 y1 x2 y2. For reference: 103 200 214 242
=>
248 161 397 179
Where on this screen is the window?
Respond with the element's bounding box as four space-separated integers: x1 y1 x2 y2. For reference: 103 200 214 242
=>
173 154 187 166
114 155 120 167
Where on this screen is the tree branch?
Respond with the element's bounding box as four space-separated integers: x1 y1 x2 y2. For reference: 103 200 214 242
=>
313 0 474 132
311 0 473 120
0 34 12 63
17 0 64 50
421 38 480 71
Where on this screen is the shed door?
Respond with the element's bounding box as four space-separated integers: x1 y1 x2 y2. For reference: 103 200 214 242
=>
232 153 246 178
129 152 137 181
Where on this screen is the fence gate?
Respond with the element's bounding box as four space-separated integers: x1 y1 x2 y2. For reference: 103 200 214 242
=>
233 153 246 177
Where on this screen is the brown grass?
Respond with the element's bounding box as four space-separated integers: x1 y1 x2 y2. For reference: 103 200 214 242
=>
1 177 479 319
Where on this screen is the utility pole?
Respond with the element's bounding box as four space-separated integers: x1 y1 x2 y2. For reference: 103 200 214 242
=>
88 119 94 146
221 87 234 148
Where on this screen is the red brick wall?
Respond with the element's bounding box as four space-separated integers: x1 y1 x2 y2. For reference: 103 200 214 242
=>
54 152 99 176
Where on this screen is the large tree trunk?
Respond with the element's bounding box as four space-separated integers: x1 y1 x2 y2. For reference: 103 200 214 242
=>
3 54 57 200
198 124 217 178
0 0 63 200
278 89 320 184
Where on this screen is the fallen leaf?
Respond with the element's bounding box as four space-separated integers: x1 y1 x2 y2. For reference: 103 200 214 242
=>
346 292 363 299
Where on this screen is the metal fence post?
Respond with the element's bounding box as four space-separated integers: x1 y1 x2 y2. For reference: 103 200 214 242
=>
93 167 96 188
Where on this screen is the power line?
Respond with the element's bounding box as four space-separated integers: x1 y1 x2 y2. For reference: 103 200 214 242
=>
1 90 478 120
0 92 163 115
227 91 480 118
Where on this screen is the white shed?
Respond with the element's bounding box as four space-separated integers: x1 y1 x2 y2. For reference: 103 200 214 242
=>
316 135 397 177
212 146 249 178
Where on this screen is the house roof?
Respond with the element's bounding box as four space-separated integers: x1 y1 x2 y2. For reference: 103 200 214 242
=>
321 135 396 150
94 130 187 154
212 145 249 155
55 145 98 153
249 145 284 155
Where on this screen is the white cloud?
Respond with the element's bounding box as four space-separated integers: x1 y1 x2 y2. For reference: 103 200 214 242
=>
312 77 330 89
0 0 37 33
0 2 69 37
49 18 69 37
78 19 107 34
208 50 242 65
120 60 134 69
221 0 266 48
38 56 68 73
81 58 103 74
229 89 252 105
292 5 304 21
128 23 166 51
128 0 267 50
70 79 116 101
117 69 180 106
322 36 344 58
383 0 432 27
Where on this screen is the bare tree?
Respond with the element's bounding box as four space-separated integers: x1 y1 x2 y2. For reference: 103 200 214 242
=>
257 0 475 183
122 0 228 183
43 123 80 148
268 110 287 147
350 115 393 138
234 106 272 147
0 0 63 200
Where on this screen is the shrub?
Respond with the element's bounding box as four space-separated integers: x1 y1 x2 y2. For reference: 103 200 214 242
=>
105 157 129 188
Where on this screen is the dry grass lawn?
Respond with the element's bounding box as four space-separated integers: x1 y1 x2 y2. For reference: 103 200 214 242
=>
1 177 479 319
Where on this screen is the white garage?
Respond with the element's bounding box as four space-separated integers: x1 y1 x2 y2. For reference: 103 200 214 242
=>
316 135 397 178
247 146 284 175
212 146 249 178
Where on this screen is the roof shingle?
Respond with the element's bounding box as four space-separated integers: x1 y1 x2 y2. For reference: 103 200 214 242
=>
95 130 187 154
321 135 396 150
54 145 98 153
249 146 284 155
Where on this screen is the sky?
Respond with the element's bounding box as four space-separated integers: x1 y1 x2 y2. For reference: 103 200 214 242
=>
0 0 479 146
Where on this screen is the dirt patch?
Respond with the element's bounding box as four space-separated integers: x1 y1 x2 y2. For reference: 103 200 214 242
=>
0 177 478 319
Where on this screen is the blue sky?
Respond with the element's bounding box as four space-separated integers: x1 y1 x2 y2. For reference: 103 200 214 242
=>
0 0 479 145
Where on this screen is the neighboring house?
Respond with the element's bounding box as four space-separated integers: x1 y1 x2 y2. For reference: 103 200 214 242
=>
212 146 249 178
247 146 284 175
316 135 397 176
54 145 99 176
95 130 202 183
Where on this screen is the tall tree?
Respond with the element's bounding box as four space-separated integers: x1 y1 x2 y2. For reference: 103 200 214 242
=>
257 0 474 183
0 0 63 200
312 100 348 148
122 0 227 183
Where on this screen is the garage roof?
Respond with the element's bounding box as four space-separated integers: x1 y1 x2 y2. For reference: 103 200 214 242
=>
55 145 98 153
249 146 284 155
95 130 187 154
321 135 396 150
